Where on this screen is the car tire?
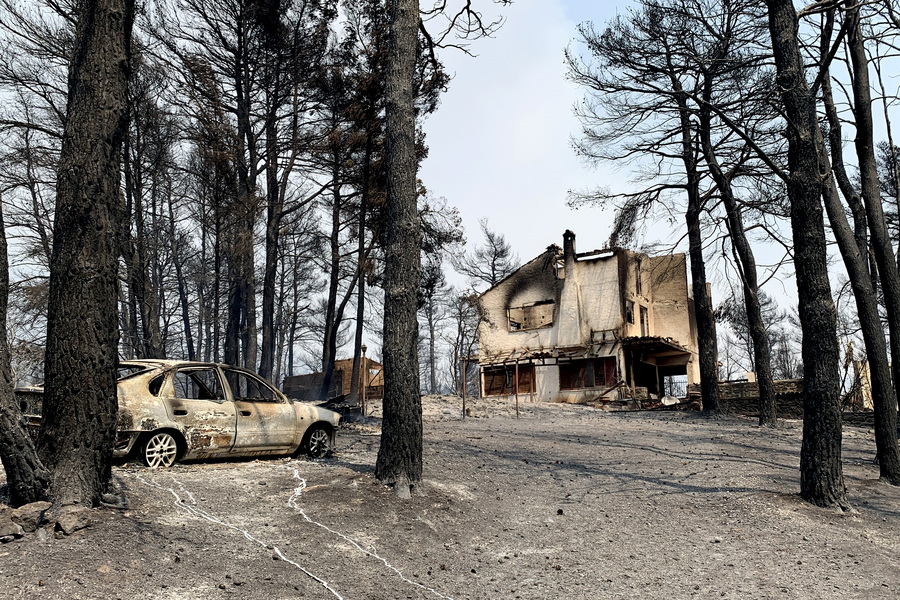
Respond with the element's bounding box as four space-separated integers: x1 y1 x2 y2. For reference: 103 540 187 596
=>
304 425 331 459
142 431 179 468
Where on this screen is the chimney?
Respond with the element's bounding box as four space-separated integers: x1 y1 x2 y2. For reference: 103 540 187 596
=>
563 230 576 262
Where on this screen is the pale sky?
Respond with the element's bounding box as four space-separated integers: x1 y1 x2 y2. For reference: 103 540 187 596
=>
419 0 638 269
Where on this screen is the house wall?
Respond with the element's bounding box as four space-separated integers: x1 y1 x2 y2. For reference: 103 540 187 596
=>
647 254 700 383
478 247 562 361
566 253 622 341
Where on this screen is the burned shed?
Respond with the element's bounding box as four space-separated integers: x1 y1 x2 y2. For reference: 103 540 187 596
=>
282 358 384 402
477 231 700 404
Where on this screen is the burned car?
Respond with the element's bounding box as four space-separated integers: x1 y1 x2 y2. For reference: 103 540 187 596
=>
18 360 340 468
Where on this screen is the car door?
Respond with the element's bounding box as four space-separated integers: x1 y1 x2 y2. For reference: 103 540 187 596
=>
166 367 236 457
223 367 297 452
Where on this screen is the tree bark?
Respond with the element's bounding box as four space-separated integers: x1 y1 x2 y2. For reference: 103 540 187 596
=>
764 0 848 509
0 197 51 507
38 0 133 507
375 0 423 498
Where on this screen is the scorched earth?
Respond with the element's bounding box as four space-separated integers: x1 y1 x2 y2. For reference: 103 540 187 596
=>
1 396 899 599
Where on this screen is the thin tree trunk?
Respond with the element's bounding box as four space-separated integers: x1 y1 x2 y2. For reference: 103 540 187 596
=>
765 0 848 509
697 77 775 425
375 0 423 498
274 254 287 388
428 295 437 394
349 138 372 405
667 71 720 414
212 207 222 363
38 0 134 507
0 197 51 507
819 8 900 481
259 95 280 381
166 187 194 361
319 162 343 400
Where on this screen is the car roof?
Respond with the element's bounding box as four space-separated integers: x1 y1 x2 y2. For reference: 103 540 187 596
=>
121 359 250 371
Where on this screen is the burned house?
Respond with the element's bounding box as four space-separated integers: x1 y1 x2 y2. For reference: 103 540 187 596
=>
477 231 700 404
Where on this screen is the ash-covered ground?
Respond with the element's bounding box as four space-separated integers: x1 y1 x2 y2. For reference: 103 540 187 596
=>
1 397 898 599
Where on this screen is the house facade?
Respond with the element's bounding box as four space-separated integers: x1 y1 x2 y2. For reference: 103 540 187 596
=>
476 231 700 404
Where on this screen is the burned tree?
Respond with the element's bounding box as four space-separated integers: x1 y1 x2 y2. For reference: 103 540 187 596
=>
37 0 134 507
374 0 423 498
375 0 508 497
0 197 51 507
764 0 848 508
452 218 520 291
566 3 723 413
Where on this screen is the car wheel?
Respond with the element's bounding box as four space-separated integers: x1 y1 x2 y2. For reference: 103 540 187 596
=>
142 432 179 468
305 425 331 459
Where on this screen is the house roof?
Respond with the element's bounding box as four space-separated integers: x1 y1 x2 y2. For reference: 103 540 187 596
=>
478 244 562 298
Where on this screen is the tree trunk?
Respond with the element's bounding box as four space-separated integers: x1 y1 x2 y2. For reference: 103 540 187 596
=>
765 0 848 509
259 93 281 381
319 162 343 400
427 295 437 394
0 197 51 507
375 0 423 498
843 1 900 484
667 71 720 414
167 187 195 361
122 105 164 359
817 8 900 484
38 0 133 507
697 78 775 425
349 141 371 405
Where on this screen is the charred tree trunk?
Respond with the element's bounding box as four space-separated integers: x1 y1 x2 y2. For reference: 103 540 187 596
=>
167 189 195 361
843 2 900 484
765 0 848 509
818 8 900 484
319 161 343 401
349 140 371 405
698 78 775 425
223 241 243 368
38 0 133 507
375 0 423 498
274 254 288 386
0 198 51 507
233 34 258 373
427 296 437 394
667 72 720 414
350 155 372 403
259 103 281 381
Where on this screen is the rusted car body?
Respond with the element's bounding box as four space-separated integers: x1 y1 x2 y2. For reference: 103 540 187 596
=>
18 360 341 468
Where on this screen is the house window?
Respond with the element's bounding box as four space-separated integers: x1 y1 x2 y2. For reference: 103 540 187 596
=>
555 258 565 279
625 300 635 324
559 358 617 390
483 365 535 396
508 300 555 331
640 305 649 337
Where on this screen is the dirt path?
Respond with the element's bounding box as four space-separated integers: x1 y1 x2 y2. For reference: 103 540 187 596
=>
1 401 899 599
